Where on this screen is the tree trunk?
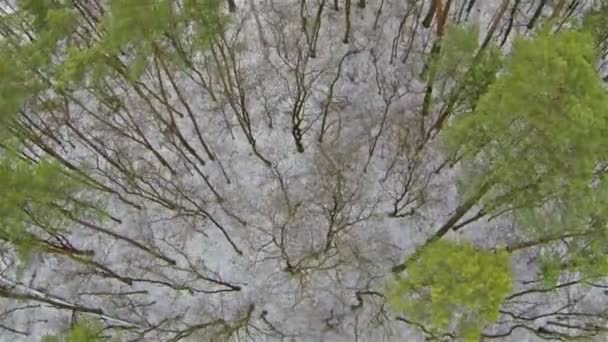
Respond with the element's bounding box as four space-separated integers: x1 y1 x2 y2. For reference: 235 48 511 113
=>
465 0 476 20
373 0 385 30
343 0 351 43
550 0 566 19
392 180 492 273
480 0 510 50
527 0 546 30
310 0 326 58
227 0 236 12
422 0 439 28
501 0 521 46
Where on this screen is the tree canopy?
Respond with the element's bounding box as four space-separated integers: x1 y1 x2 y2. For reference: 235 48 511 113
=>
2 1 608 341
389 240 512 341
391 22 608 340
444 28 608 214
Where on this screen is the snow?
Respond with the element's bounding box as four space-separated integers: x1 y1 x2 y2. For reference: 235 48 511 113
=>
0 0 602 341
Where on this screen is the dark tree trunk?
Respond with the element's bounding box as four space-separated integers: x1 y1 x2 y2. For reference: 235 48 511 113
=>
343 0 351 43
501 0 521 46
227 0 236 12
527 0 546 30
422 0 439 28
465 0 476 20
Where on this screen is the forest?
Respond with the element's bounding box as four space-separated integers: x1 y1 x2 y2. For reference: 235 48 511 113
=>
1 0 608 341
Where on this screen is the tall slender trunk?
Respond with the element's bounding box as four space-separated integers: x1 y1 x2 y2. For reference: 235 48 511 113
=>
465 0 476 20
550 0 566 19
479 0 510 50
0 275 140 328
527 0 546 30
422 0 439 28
227 0 236 12
506 231 590 253
373 0 385 30
501 0 521 46
420 0 450 134
429 0 510 137
392 181 492 273
310 0 326 58
58 207 177 265
343 0 351 43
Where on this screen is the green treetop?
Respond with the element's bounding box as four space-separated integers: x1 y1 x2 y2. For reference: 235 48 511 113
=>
41 319 111 342
388 240 512 341
443 26 608 285
444 27 608 218
391 22 608 341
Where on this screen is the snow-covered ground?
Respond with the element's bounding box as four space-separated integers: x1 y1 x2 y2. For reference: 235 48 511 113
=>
1 0 604 341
